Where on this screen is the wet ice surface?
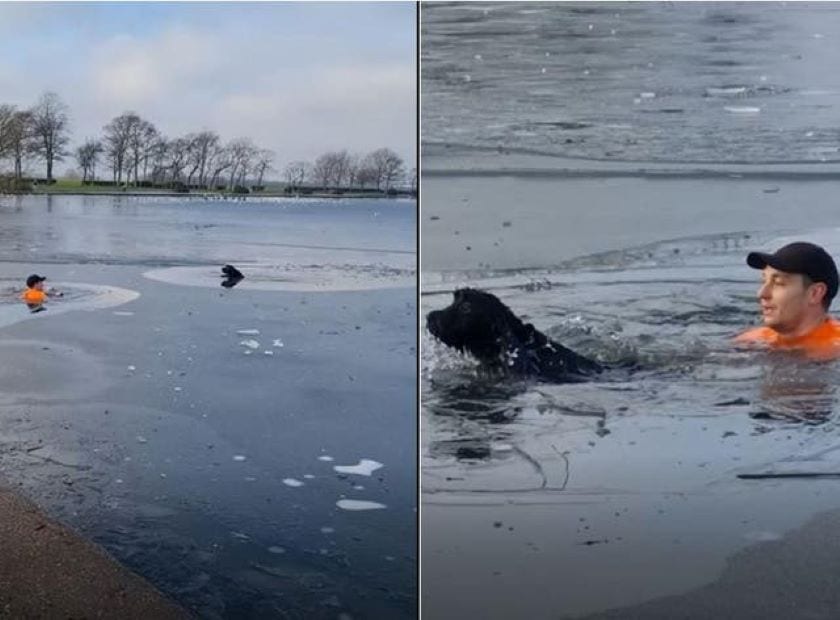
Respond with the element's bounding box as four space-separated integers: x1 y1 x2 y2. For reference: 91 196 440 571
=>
0 195 416 619
144 262 415 292
422 230 840 619
423 2 840 164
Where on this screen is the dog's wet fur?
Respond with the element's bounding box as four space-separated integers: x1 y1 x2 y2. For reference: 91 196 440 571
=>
426 288 603 382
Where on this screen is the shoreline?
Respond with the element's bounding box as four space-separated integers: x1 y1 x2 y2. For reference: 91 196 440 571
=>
0 485 188 618
11 188 416 200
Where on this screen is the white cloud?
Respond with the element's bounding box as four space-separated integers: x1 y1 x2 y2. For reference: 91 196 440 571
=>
91 28 220 108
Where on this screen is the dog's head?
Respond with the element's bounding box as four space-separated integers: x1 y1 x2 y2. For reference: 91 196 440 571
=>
427 288 535 363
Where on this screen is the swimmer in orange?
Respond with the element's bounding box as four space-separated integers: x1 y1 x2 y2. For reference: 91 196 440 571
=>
21 274 62 313
735 242 840 360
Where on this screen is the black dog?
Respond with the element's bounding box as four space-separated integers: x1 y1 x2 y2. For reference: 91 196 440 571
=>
426 288 603 382
221 264 244 288
222 264 244 278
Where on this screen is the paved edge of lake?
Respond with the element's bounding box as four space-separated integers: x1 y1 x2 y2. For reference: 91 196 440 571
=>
0 485 190 618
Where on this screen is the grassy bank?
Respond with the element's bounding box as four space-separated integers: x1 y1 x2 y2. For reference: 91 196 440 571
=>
25 179 415 199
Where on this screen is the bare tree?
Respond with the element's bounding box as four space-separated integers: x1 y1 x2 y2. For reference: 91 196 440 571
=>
0 105 16 160
8 111 34 180
188 131 220 188
283 161 309 190
332 150 351 189
139 122 159 182
127 117 156 185
148 137 169 184
312 150 354 190
364 147 405 191
30 92 70 181
226 138 258 189
253 149 274 189
311 153 335 189
356 160 378 189
167 136 191 184
74 139 102 183
206 142 233 189
103 112 138 184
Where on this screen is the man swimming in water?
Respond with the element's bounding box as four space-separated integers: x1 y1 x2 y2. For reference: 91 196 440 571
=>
21 274 62 313
735 241 840 360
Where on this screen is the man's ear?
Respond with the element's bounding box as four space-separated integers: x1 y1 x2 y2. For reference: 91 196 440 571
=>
808 281 828 306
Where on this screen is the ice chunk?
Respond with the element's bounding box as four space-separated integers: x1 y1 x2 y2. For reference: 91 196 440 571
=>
334 459 383 476
336 500 387 511
264 350 274 356
233 455 247 462
136 436 148 444
267 546 285 554
318 455 334 462
240 339 260 349
237 329 260 335
725 106 761 114
283 478 304 487
273 339 284 348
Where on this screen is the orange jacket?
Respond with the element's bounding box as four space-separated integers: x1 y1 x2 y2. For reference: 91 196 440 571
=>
21 288 46 305
735 317 840 360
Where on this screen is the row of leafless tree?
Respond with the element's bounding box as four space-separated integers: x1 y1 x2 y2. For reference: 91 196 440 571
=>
77 115 275 189
284 148 411 193
0 91 414 193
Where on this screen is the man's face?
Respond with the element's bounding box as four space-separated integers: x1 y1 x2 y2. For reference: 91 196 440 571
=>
757 266 821 333
33 281 44 291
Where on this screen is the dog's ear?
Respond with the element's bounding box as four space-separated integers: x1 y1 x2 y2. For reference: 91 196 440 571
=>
522 322 548 346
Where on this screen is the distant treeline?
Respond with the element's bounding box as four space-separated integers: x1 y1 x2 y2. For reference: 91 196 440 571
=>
0 91 415 195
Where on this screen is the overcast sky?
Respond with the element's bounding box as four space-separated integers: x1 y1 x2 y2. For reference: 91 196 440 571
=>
0 2 416 175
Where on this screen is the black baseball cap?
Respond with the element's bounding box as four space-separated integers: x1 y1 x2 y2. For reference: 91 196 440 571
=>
747 242 839 303
26 274 46 288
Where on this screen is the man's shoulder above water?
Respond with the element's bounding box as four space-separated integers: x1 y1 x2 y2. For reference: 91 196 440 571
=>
735 317 840 358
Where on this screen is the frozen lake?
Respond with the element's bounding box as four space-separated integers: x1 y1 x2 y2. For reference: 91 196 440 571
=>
0 194 417 619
